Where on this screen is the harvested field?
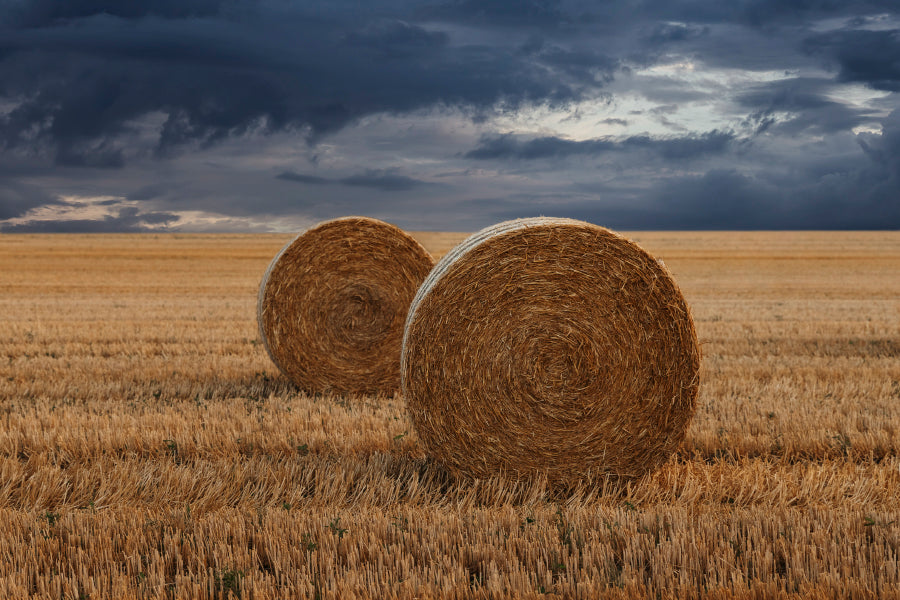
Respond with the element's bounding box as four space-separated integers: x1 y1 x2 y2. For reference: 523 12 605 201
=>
1 231 899 599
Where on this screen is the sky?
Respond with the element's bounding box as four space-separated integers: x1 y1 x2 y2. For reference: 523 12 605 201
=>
0 0 898 232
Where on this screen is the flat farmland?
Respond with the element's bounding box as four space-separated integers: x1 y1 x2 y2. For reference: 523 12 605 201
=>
0 231 898 599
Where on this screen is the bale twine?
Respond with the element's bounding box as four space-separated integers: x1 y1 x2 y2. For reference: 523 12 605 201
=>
401 217 700 482
258 217 435 395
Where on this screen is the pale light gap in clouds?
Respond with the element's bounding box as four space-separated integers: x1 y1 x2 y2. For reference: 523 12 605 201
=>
3 195 310 233
6 196 133 225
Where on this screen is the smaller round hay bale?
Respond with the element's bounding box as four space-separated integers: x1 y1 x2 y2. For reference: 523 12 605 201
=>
401 217 700 482
258 217 435 395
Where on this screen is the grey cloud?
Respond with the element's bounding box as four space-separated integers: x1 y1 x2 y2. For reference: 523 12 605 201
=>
673 125 899 228
856 108 900 180
1 0 886 158
460 109 900 230
339 171 432 191
804 28 900 91
0 179 60 219
277 169 433 191
473 163 898 230
645 169 780 229
465 170 778 230
127 184 169 201
344 19 450 58
4 0 233 28
644 21 709 46
631 132 737 159
276 171 332 185
422 0 565 27
737 77 874 134
465 130 736 160
633 78 711 105
465 134 613 159
642 156 897 230
0 4 601 161
55 141 125 168
426 0 895 30
737 0 900 27
738 77 835 111
0 0 898 232
535 44 618 83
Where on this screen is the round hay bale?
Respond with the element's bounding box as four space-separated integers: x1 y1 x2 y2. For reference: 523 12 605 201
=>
258 217 435 395
401 217 700 482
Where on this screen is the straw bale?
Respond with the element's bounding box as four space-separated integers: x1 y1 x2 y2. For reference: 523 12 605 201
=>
258 217 434 395
401 217 700 482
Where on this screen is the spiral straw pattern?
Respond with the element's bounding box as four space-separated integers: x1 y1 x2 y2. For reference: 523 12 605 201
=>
401 217 700 482
258 217 435 395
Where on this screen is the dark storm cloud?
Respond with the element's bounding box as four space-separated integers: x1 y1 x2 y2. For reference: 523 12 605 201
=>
482 159 900 230
521 40 619 83
465 134 611 159
461 109 900 230
642 169 781 229
466 130 736 160
457 173 779 230
5 0 231 27
127 183 169 201
340 170 432 191
737 77 874 134
0 1 603 163
644 21 709 45
276 171 332 185
0 0 891 156
645 126 900 229
736 0 899 27
859 110 900 170
0 179 60 219
426 0 895 30
344 18 450 58
804 29 900 91
277 169 433 191
55 141 125 168
856 108 900 183
0 0 898 231
422 0 565 27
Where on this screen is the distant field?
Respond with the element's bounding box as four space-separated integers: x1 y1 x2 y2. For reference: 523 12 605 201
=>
1 231 898 599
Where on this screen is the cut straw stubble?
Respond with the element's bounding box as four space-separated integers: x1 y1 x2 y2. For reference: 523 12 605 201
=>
258 216 435 396
401 217 701 483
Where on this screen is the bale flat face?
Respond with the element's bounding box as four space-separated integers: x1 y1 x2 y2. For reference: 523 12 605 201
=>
258 217 435 395
401 217 700 482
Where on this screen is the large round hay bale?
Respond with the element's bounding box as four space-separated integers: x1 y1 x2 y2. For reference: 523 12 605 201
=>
258 217 435 395
401 217 700 482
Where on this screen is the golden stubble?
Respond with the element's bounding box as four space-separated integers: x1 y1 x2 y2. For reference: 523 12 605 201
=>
1 231 898 599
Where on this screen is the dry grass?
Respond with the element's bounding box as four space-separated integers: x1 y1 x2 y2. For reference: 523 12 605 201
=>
402 218 700 482
1 231 899 599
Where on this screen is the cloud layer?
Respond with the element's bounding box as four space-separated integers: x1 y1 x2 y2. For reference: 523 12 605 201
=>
0 0 897 231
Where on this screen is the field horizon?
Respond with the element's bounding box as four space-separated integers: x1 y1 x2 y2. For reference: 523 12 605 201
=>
1 230 898 599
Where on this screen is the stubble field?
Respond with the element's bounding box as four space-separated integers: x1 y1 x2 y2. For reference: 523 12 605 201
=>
0 231 898 599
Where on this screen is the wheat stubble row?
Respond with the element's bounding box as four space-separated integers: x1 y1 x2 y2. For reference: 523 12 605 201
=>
1 231 898 599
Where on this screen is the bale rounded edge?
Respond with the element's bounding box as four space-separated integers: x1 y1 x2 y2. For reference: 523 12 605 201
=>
259 216 435 395
401 217 700 482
